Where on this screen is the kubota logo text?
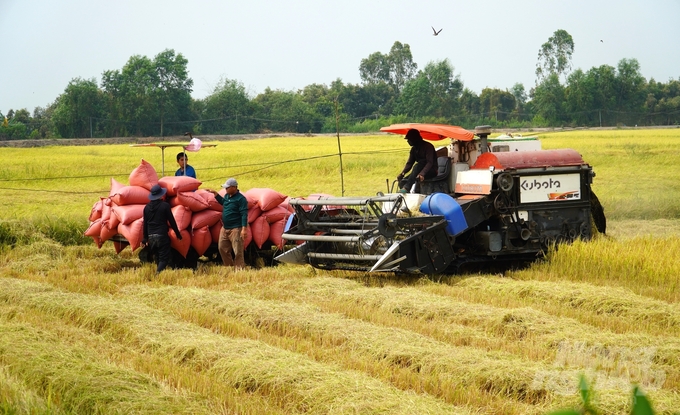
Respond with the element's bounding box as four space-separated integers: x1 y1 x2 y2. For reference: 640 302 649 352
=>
521 178 561 191
520 173 581 204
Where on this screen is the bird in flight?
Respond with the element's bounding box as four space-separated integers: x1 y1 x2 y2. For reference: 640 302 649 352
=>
432 26 442 36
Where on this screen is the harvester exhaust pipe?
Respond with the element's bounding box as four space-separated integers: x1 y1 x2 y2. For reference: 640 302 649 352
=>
475 125 492 154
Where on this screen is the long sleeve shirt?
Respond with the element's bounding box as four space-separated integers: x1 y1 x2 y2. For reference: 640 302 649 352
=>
143 199 181 240
402 140 438 177
215 190 248 229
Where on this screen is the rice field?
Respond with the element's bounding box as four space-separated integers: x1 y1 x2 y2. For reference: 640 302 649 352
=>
1 128 679 414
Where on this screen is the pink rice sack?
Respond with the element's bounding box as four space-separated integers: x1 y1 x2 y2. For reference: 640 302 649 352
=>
159 176 202 197
245 188 287 212
129 159 159 191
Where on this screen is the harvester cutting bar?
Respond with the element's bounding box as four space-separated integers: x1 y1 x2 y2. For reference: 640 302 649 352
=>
281 234 362 242
307 253 384 261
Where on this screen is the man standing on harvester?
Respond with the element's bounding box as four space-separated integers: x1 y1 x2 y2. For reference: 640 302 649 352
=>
207 178 248 270
396 129 438 193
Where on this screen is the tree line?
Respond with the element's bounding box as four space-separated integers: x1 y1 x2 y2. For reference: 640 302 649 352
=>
2 31 679 140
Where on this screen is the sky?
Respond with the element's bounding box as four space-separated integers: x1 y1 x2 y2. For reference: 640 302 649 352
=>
2 0 679 113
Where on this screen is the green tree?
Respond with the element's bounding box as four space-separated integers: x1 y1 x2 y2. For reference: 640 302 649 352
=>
359 51 390 85
614 58 646 114
387 41 418 92
51 77 104 138
101 55 156 135
479 88 516 123
31 105 54 139
458 88 481 122
396 59 463 119
252 88 323 133
101 49 193 136
510 83 527 111
531 73 565 124
584 64 617 126
332 79 397 120
202 77 254 134
359 41 417 92
152 49 193 136
564 69 596 125
0 108 30 140
647 78 680 125
12 109 31 124
301 83 335 118
536 29 575 83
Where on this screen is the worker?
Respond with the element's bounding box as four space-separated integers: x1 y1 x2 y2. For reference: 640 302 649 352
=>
396 129 437 193
175 152 196 178
142 184 182 274
206 178 248 270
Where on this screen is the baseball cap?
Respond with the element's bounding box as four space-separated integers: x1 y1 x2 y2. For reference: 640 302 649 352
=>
221 178 238 188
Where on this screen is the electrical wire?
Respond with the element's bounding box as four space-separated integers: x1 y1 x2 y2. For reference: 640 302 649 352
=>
0 147 411 195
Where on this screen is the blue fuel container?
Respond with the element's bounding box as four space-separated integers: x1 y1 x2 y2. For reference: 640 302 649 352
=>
284 213 296 232
420 193 468 236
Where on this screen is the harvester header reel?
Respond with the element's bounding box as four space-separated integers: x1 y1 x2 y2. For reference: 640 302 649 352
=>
277 195 454 273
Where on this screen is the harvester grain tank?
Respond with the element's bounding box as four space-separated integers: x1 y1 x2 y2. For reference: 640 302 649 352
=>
275 124 606 274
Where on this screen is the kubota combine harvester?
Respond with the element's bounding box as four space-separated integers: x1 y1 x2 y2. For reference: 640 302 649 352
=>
275 124 606 275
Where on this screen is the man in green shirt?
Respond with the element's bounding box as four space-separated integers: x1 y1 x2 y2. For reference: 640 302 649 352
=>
207 178 248 269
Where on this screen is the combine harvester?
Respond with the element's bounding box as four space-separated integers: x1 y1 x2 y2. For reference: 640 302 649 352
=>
276 124 606 274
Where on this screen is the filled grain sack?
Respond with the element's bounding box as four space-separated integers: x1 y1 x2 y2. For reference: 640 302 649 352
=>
177 191 210 212
245 188 287 212
118 218 143 252
110 185 150 206
262 205 290 224
158 176 201 197
89 199 104 222
191 209 221 229
170 229 191 258
196 189 223 212
268 217 287 250
129 159 159 190
250 215 270 249
112 204 144 226
171 205 192 230
191 226 212 257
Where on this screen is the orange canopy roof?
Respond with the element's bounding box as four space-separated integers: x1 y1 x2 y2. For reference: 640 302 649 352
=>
380 123 475 141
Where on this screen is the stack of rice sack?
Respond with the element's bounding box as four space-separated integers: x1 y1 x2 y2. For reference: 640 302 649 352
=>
244 188 294 250
84 159 293 258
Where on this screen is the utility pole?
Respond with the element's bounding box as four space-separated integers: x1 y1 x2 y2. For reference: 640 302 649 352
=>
334 98 345 196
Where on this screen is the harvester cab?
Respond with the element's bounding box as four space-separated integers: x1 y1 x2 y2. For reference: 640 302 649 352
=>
276 124 606 275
